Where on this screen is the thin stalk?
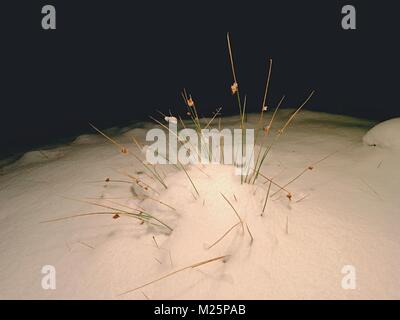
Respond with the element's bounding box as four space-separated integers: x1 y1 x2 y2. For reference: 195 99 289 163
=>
250 169 292 197
149 116 201 196
245 222 254 245
145 196 176 211
252 90 315 184
270 150 337 198
220 192 244 233
227 33 246 184
61 197 173 231
89 123 167 189
41 211 164 229
245 95 285 182
262 179 272 215
180 163 200 197
118 255 229 295
206 222 241 249
203 107 222 130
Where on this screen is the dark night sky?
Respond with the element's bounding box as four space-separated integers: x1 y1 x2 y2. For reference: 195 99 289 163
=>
0 0 399 159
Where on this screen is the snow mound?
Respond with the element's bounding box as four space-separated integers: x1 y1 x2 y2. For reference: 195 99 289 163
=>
121 128 147 140
14 148 66 166
1 111 400 299
363 118 400 150
72 134 104 145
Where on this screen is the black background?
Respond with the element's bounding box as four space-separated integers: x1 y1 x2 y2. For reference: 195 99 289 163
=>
0 300 397 318
0 0 399 158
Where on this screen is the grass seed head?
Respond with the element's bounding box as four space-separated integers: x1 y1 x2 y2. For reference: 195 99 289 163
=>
263 126 270 135
231 82 238 95
187 97 194 107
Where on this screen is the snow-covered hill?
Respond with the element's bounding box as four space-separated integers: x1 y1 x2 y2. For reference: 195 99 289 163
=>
0 110 399 299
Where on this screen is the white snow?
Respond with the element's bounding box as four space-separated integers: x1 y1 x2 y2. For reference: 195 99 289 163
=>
363 117 400 150
0 110 399 299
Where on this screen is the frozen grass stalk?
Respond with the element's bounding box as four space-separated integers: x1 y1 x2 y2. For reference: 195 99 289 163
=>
119 255 229 295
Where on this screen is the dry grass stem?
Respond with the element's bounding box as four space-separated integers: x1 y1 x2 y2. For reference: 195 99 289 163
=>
206 222 241 249
262 179 273 215
245 222 254 245
118 255 229 295
220 193 244 233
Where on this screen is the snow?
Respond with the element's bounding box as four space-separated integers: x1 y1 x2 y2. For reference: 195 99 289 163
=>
0 110 399 299
363 118 400 150
71 134 104 145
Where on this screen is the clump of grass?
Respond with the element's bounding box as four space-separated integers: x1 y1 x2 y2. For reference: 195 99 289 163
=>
251 90 315 184
66 34 326 297
246 95 285 183
225 34 315 188
149 115 200 196
243 60 275 183
89 123 167 189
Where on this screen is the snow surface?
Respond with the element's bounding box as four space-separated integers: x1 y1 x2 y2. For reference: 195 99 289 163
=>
0 110 399 299
363 117 400 150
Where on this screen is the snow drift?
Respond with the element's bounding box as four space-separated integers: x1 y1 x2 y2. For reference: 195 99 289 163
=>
0 110 399 299
363 118 400 150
